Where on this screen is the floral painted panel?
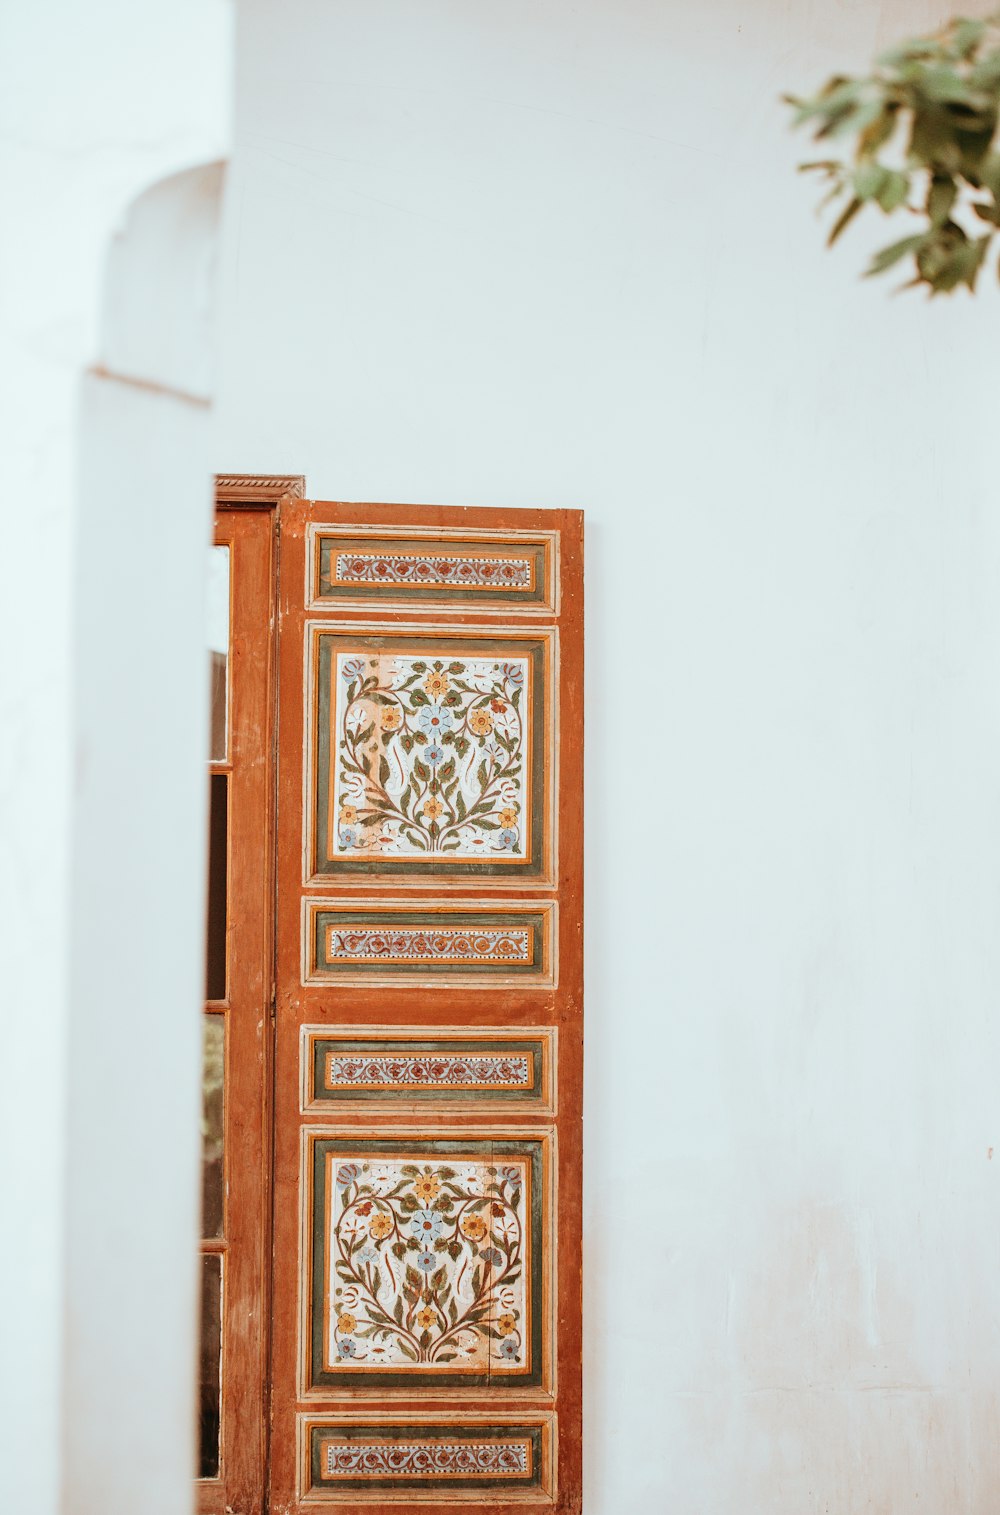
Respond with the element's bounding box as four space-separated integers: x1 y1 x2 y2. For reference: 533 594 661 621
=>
312 631 550 880
307 1422 544 1493
334 651 529 859
311 1138 543 1389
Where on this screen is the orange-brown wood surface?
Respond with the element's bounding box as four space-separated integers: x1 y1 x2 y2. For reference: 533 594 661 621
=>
268 500 583 1515
199 508 276 1515
209 488 582 1514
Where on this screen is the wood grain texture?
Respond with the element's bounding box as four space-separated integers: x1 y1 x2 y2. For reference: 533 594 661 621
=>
199 508 276 1515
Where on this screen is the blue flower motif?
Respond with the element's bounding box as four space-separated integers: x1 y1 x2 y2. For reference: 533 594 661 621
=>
497 828 518 850
424 743 444 766
337 1337 358 1358
415 1249 436 1271
410 1208 443 1242
339 824 359 849
342 657 366 682
501 662 524 686
480 1246 505 1268
418 704 453 736
356 1245 378 1266
498 1337 519 1359
336 1164 359 1188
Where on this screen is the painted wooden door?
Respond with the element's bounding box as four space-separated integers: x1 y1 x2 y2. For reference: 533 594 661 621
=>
267 498 583 1514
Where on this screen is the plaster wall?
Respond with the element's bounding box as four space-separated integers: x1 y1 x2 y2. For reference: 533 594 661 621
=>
0 3 231 1510
214 1 1000 1510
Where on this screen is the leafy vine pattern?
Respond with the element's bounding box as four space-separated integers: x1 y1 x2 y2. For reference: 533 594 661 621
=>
333 654 527 858
330 1159 526 1369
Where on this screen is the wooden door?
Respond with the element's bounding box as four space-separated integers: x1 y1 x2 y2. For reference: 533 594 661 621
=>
268 500 584 1513
200 502 276 1515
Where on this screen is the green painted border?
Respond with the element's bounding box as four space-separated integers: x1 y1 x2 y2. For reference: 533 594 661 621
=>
308 1421 543 1492
314 632 547 878
317 535 549 608
312 907 547 979
311 1038 544 1105
310 1138 544 1391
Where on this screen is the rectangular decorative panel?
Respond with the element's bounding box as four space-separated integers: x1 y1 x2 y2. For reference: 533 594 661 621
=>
304 899 555 986
309 625 554 882
310 526 555 611
302 1029 553 1112
307 1422 545 1494
308 1136 546 1390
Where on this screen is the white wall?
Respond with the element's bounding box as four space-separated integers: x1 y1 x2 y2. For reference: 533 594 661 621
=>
214 1 1000 1510
0 4 231 1511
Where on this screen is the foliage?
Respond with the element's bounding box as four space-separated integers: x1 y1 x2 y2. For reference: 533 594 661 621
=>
786 13 1000 294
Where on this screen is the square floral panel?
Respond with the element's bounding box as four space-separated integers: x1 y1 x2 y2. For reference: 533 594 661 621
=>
310 1138 544 1390
311 630 550 880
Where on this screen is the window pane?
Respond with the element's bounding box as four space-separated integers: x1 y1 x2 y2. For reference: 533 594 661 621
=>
207 546 230 761
205 773 228 1001
202 1016 225 1239
198 1253 222 1479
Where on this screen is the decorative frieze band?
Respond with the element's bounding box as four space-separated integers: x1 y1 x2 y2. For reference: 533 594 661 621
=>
302 1029 552 1112
324 1438 530 1478
326 925 531 965
310 528 555 610
305 901 555 986
334 552 533 591
326 1052 532 1089
307 1420 547 1494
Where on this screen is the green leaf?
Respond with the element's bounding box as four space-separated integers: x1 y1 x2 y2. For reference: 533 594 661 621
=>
927 173 958 224
399 1340 418 1362
920 65 975 104
865 233 926 276
378 755 390 787
827 196 862 246
875 169 909 212
410 662 427 673
853 161 888 200
393 1297 404 1324
953 19 986 58
409 688 429 708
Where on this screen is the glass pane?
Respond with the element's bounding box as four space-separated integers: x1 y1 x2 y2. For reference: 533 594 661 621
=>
207 546 230 761
202 1016 225 1238
198 1253 222 1479
205 773 228 1001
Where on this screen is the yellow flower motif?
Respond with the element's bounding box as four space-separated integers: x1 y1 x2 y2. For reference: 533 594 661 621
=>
498 807 517 827
337 1312 357 1334
416 1307 436 1330
413 1173 440 1202
369 1212 393 1240
423 796 444 821
460 1212 487 1241
379 705 402 731
497 1313 517 1336
424 671 450 698
339 805 358 825
469 707 493 736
